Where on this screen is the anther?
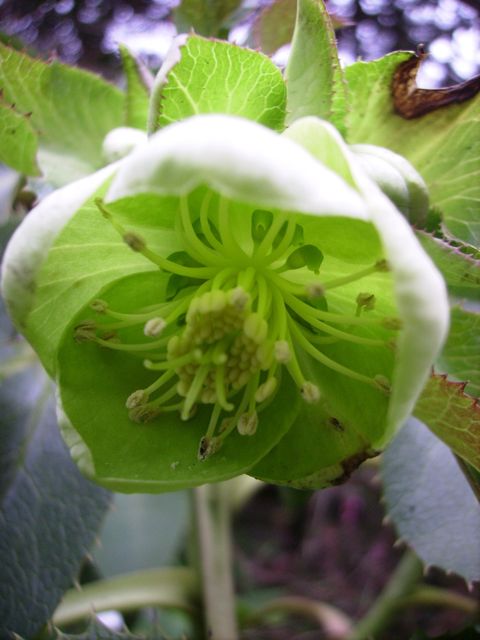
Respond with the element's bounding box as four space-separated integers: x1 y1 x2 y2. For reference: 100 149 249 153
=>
198 436 221 460
383 318 403 330
74 320 97 343
274 340 291 363
306 283 325 299
237 411 258 436
126 389 148 409
90 299 108 314
301 381 321 404
144 317 167 337
356 292 376 314
375 259 390 272
123 232 146 252
243 313 268 344
228 286 250 311
255 377 278 403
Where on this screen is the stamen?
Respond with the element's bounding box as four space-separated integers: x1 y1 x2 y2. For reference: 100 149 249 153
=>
288 318 385 389
179 196 226 267
144 317 166 337
95 198 216 279
322 260 390 291
301 381 321 404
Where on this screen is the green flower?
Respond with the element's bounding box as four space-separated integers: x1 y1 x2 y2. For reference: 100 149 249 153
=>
1 115 449 491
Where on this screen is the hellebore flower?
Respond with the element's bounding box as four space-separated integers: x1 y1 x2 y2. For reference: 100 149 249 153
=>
1 115 449 491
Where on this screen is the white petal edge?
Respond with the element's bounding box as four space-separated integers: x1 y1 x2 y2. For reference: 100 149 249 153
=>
285 117 450 443
1 162 119 330
105 114 369 220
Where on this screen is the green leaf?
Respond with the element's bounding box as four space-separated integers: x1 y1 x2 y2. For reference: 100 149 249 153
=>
416 231 480 301
414 374 480 472
0 100 39 175
34 617 155 640
285 0 347 133
119 45 152 131
436 307 480 398
93 492 188 577
153 35 286 132
52 568 198 628
0 363 111 637
345 53 480 245
173 0 243 37
382 418 480 582
251 0 298 55
0 43 124 185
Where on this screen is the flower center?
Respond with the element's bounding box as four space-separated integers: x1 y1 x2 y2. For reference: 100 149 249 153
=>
77 194 400 460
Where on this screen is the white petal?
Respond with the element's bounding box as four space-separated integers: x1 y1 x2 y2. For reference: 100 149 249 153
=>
286 117 449 441
106 114 368 220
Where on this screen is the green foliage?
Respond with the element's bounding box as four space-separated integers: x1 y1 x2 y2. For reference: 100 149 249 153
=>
119 45 152 131
173 0 243 36
382 418 480 582
414 374 480 472
0 101 39 175
153 35 286 132
0 267 110 637
344 52 480 245
0 42 124 185
285 0 347 132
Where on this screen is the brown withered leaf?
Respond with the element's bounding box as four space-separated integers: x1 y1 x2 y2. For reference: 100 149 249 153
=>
393 49 480 119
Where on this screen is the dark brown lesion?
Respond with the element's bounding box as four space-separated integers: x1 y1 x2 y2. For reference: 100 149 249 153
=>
330 448 380 486
393 47 480 119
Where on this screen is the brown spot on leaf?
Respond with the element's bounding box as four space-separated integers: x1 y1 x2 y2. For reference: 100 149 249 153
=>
331 448 379 486
328 416 345 432
393 51 480 119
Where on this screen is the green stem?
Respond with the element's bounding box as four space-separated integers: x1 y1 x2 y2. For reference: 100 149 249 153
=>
349 550 424 640
192 483 239 640
52 567 199 627
400 586 479 615
247 596 353 639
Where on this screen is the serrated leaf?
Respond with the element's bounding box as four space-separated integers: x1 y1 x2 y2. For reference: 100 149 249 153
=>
251 0 350 56
285 0 347 133
0 362 111 637
119 45 152 131
414 374 480 472
345 53 480 246
39 617 154 640
0 100 39 175
416 231 480 300
382 418 480 582
0 43 124 185
173 0 243 37
436 308 480 398
251 0 297 55
155 36 286 132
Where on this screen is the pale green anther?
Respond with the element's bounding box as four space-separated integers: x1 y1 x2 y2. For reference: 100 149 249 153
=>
301 381 321 404
243 313 268 344
237 411 258 436
144 317 167 337
255 377 278 403
228 286 250 311
274 340 291 364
